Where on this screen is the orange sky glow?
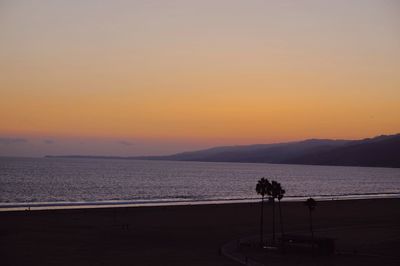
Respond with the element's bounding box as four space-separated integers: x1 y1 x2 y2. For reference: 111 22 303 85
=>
1 0 399 156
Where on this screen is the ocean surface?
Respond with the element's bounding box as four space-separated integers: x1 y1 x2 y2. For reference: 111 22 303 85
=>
1 157 400 210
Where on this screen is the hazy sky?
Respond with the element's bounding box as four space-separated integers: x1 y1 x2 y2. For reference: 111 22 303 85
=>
1 0 399 156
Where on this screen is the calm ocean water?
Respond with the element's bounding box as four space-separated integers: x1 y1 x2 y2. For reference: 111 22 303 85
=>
1 157 400 209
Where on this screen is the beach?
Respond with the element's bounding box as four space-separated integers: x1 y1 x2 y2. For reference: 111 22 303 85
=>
1 198 399 265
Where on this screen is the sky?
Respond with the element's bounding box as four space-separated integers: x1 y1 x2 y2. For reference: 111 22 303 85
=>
1 0 399 157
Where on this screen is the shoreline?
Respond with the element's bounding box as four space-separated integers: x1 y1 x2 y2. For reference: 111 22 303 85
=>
1 192 400 212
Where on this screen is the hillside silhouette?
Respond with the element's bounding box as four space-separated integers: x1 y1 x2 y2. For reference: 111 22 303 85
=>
136 134 400 168
47 133 400 168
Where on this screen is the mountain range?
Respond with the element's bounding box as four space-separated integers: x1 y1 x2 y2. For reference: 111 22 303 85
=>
47 133 400 168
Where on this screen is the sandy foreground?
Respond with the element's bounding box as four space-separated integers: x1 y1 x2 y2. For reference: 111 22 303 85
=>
0 198 399 265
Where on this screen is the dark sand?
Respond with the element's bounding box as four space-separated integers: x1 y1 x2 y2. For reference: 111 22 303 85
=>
1 198 399 265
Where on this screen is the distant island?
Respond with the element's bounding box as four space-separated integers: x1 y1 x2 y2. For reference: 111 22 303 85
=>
46 133 400 168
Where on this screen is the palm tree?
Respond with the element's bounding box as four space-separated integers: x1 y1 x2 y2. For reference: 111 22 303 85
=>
269 180 281 245
256 178 271 246
304 197 317 253
277 183 286 240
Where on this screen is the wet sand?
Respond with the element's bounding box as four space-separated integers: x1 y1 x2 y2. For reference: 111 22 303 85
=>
1 198 399 265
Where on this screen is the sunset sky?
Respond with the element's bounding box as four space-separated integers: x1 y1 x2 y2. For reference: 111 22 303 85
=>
1 0 399 156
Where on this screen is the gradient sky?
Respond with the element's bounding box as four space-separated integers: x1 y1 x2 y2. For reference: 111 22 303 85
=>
1 0 399 156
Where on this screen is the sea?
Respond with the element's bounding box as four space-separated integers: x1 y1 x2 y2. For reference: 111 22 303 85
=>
1 157 400 211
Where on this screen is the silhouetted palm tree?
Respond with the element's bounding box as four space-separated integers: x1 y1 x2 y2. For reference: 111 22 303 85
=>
277 183 286 240
256 178 271 246
304 197 317 252
269 180 281 245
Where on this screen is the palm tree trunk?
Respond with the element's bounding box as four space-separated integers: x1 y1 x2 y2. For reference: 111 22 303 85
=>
278 199 285 251
278 199 284 237
309 210 315 254
260 196 264 246
272 199 276 245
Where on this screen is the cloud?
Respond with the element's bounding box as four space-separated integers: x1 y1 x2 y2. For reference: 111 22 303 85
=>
43 139 55 144
117 140 134 146
0 137 28 145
